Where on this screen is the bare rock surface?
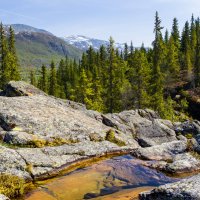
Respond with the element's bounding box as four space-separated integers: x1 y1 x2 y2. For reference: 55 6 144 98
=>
132 141 187 161
103 111 177 147
1 80 200 200
139 174 200 200
0 194 10 200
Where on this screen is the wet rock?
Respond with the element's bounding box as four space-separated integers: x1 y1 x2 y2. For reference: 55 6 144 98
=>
14 141 133 179
132 141 187 161
139 174 200 200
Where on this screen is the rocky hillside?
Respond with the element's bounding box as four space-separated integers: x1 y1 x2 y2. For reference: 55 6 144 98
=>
0 81 200 199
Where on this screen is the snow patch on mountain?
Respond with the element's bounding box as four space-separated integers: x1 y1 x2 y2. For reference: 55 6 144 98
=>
63 35 125 51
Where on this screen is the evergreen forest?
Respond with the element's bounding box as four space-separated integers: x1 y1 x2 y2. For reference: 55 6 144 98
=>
1 12 200 120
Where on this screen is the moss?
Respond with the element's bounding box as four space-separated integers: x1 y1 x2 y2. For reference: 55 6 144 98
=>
26 164 33 174
28 137 75 148
105 130 126 147
0 174 25 198
190 151 200 160
185 133 193 139
89 132 104 142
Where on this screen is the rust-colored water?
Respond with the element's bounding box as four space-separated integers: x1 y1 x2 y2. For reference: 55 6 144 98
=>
25 155 177 200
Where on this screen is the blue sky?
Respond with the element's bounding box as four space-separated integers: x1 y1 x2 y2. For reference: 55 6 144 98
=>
0 0 200 46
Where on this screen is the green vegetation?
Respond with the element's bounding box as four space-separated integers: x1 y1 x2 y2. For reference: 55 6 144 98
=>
29 12 200 121
0 23 20 88
0 174 25 198
105 130 126 146
15 32 82 70
1 13 200 121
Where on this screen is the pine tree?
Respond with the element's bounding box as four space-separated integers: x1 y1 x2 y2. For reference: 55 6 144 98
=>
129 50 151 108
8 26 20 81
190 14 197 67
30 70 37 86
164 29 169 44
76 69 93 108
49 61 58 97
151 11 166 116
171 18 180 49
38 64 48 93
124 43 128 61
194 17 200 87
0 23 9 88
166 36 180 83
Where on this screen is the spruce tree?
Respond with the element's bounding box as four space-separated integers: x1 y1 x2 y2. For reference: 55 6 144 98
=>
130 50 151 108
151 11 165 116
49 61 58 97
171 18 180 49
0 23 9 88
124 43 128 61
76 69 93 108
166 36 180 83
8 26 20 81
194 17 200 87
30 70 37 86
38 64 48 93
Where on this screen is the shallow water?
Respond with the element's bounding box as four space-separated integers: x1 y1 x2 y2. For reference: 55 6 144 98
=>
25 155 178 200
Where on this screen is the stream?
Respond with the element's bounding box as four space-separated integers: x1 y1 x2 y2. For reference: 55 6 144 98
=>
24 155 179 200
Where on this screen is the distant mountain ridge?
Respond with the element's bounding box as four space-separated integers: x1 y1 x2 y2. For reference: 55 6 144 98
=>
4 24 52 35
4 24 82 69
64 35 125 51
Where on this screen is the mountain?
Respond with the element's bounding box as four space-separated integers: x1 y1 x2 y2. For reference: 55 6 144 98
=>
63 35 125 51
4 24 52 35
5 24 83 69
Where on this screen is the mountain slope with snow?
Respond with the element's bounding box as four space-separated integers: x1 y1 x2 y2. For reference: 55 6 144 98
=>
64 35 125 51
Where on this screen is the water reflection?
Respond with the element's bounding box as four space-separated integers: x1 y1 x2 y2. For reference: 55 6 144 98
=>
25 155 178 200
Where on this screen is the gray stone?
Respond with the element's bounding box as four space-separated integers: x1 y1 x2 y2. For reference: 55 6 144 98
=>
103 110 177 147
132 141 187 161
2 81 46 97
0 146 31 180
0 194 10 200
139 174 200 200
3 131 39 146
165 153 200 173
175 120 200 136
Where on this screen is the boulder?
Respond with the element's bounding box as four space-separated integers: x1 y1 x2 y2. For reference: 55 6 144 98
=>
132 141 187 161
103 110 177 147
165 153 200 173
2 81 46 97
139 174 200 200
175 120 200 136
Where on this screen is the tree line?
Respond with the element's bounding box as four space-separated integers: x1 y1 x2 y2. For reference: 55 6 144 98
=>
0 13 198 120
31 12 198 120
0 23 20 88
